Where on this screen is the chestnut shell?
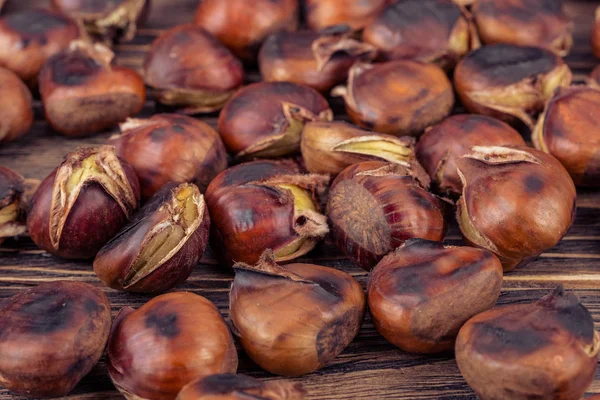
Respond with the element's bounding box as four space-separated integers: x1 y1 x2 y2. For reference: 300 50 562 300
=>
305 0 388 31
594 7 600 58
0 67 33 143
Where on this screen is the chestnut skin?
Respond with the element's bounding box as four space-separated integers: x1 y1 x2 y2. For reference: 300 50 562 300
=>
305 0 388 31
107 292 238 400
0 281 111 398
368 239 503 353
456 287 600 400
594 7 600 58
0 67 33 143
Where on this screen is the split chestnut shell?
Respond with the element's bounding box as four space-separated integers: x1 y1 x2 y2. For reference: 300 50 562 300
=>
0 67 33 143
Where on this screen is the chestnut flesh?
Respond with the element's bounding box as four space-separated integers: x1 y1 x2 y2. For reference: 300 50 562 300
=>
305 0 388 31
0 67 33 143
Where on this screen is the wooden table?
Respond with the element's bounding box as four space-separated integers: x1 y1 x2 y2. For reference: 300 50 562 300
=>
1 0 599 398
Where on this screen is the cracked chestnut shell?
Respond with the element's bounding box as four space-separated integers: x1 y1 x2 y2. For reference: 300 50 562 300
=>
456 286 600 400
305 0 388 31
456 146 576 271
0 67 33 143
332 61 454 136
327 161 447 271
144 24 244 114
230 251 366 377
111 114 227 199
368 239 503 353
205 160 329 265
454 44 572 128
0 167 38 245
416 114 526 196
218 82 332 159
0 281 111 398
94 183 210 293
108 292 238 400
27 145 140 259
594 7 600 58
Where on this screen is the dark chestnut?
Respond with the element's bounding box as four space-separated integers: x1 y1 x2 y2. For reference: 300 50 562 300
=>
594 7 600 58
0 166 38 244
0 67 33 143
305 0 388 31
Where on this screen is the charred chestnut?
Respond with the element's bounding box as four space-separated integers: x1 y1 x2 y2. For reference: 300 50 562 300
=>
144 24 244 113
0 67 33 143
27 145 140 259
305 0 388 31
456 287 600 400
0 281 111 398
593 7 600 58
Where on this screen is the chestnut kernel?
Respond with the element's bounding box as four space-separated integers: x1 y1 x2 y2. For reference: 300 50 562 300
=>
0 281 111 398
27 145 140 259
368 239 503 353
456 286 600 400
593 7 600 58
0 67 33 143
144 24 244 114
332 61 454 136
230 251 366 377
305 0 388 31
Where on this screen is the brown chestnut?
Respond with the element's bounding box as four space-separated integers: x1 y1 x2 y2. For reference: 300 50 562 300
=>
0 281 111 398
456 146 576 271
368 239 503 353
456 286 600 400
305 0 388 31
454 44 572 128
144 24 244 114
416 114 526 196
230 251 366 377
94 183 210 293
218 82 332 159
593 7 600 58
0 166 38 244
108 292 238 400
0 67 33 143
111 114 227 199
27 145 140 259
332 61 454 136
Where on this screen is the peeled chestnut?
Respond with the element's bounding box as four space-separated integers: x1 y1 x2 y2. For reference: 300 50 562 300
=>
305 0 388 31
416 114 526 196
332 61 454 136
0 281 111 398
230 251 366 376
368 239 503 354
108 292 238 400
206 160 328 265
593 7 600 58
456 146 576 271
27 145 140 259
454 44 572 128
218 82 332 159
327 161 447 270
0 67 33 143
144 24 244 113
456 286 600 400
111 114 227 199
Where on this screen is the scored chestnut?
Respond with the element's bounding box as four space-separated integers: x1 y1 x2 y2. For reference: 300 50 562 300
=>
0 167 38 245
230 251 366 377
305 0 388 31
593 7 600 58
27 145 140 259
0 67 33 143
456 286 600 400
144 24 244 114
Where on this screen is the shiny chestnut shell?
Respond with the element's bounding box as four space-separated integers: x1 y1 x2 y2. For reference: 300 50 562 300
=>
305 0 388 31
0 67 33 143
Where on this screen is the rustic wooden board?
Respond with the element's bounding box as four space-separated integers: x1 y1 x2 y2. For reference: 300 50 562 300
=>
1 0 599 399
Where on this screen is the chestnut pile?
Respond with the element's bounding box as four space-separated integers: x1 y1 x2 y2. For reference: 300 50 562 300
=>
0 0 599 399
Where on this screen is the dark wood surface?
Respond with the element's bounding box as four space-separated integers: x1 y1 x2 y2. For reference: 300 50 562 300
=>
1 0 600 399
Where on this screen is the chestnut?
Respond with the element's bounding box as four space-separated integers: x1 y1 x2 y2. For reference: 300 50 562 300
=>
229 251 366 377
27 145 140 260
456 286 600 400
332 61 454 136
368 239 503 354
111 114 227 199
591 65 600 88
327 161 447 271
144 24 244 114
593 7 600 58
0 281 111 398
305 0 388 31
259 26 377 93
0 166 38 244
218 82 332 159
454 44 572 128
39 40 146 137
107 292 238 400
0 67 33 143
416 114 526 196
456 146 576 271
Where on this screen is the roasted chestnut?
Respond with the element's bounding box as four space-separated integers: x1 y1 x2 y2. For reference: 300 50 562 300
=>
327 161 447 270
456 146 576 271
94 183 210 293
591 65 600 87
593 7 600 58
454 44 572 128
218 82 332 159
27 145 140 259
111 114 227 199
0 67 33 143
332 61 454 136
416 114 526 196
305 0 388 31
0 166 37 244
230 251 366 376
0 281 111 398
368 239 503 353
144 24 244 114
456 286 600 400
205 160 329 265
108 292 238 400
